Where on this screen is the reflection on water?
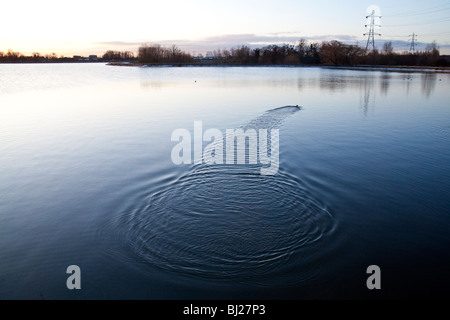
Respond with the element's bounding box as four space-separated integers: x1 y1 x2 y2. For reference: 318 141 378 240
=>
360 75 375 117
294 68 442 105
380 73 391 95
404 75 413 95
421 73 437 98
294 69 443 117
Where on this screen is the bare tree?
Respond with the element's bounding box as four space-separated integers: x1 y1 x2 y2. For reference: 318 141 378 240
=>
425 41 439 57
298 38 307 59
382 41 393 55
138 44 192 64
320 41 364 66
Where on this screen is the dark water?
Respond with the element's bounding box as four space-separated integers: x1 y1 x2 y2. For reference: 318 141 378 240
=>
0 64 449 299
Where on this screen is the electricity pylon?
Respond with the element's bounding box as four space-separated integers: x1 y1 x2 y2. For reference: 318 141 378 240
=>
409 32 417 53
364 10 381 52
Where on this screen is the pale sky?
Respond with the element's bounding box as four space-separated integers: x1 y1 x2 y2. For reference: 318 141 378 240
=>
1 0 449 56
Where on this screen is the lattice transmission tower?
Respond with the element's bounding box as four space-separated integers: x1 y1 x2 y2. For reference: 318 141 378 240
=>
409 32 417 53
364 10 382 52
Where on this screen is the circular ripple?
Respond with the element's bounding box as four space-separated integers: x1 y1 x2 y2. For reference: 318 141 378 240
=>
112 164 335 282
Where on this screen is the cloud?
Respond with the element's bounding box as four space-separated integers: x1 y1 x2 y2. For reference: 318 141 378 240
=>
372 39 450 53
190 33 359 48
94 33 360 54
94 34 450 55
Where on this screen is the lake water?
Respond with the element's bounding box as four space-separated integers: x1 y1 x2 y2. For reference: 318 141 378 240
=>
0 64 449 299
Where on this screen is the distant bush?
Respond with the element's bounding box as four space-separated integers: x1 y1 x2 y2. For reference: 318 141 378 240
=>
436 58 449 67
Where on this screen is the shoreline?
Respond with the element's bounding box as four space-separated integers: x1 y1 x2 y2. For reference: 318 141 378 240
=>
107 61 450 73
323 65 450 73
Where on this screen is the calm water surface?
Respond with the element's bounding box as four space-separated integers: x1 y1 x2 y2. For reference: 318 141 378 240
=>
0 64 449 299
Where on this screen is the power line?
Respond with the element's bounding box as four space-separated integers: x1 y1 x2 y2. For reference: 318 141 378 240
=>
397 7 450 18
382 25 406 38
384 3 450 17
382 0 424 10
386 16 450 27
420 31 450 36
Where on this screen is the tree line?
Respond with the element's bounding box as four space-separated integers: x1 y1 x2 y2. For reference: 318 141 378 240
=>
0 49 137 63
0 50 65 63
1 40 448 66
136 40 448 67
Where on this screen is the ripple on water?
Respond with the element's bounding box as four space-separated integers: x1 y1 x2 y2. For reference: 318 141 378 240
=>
111 165 335 283
104 106 336 284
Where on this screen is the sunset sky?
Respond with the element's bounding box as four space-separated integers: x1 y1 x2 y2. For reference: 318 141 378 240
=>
1 0 449 56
